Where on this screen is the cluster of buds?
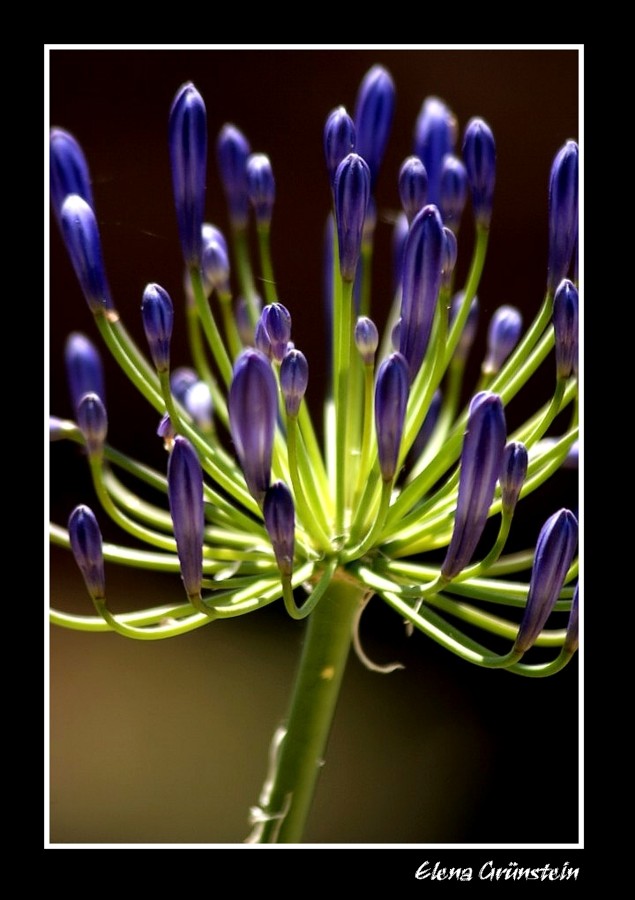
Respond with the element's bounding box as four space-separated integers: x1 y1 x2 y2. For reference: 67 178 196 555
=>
50 64 579 676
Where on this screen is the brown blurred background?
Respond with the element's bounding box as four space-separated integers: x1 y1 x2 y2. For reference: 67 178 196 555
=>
48 47 579 844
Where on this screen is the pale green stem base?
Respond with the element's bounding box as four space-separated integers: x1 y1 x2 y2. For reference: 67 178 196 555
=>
250 577 365 843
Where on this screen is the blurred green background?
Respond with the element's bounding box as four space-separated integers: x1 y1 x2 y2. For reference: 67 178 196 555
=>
48 46 579 845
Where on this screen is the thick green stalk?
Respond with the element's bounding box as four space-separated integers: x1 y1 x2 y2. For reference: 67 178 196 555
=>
253 577 365 843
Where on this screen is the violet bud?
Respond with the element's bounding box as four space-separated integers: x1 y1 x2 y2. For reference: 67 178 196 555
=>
334 153 371 283
399 204 445 382
399 156 428 223
449 292 480 363
157 413 175 445
217 123 251 229
462 117 496 229
68 505 105 601
170 367 198 405
564 583 579 655
183 381 213 431
77 391 107 456
142 283 174 373
201 222 228 255
60 194 112 312
499 441 528 514
441 392 506 579
440 154 468 232
553 279 578 379
482 305 523 375
247 153 275 226
254 317 273 359
263 481 295 577
324 106 356 187
375 352 410 482
441 226 458 288
413 97 458 207
514 509 578 653
168 82 207 268
280 349 309 417
64 332 105 415
202 236 230 294
391 212 409 293
354 316 379 365
228 349 278 504
260 303 292 362
547 140 578 294
50 127 94 226
168 435 205 600
353 64 395 189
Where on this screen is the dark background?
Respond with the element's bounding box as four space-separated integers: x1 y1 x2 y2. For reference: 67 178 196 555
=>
47 47 580 845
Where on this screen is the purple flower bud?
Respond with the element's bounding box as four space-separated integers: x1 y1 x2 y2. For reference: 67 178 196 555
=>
449 292 480 363
399 204 445 382
553 279 578 379
353 64 395 189
168 436 205 600
482 305 523 375
514 509 578 653
168 82 207 268
259 303 292 362
254 317 273 359
64 332 105 415
413 97 458 207
441 392 507 579
362 196 377 243
201 222 228 255
391 212 409 293
462 118 496 229
247 153 275 226
228 349 278 503
50 128 94 226
375 352 410 482
412 389 442 458
263 481 295 577
217 123 251 229
500 441 528 514
280 349 309 417
157 413 175 444
60 195 112 312
236 294 262 346
334 153 371 283
202 236 230 294
440 154 468 231
441 226 458 288
324 106 356 188
399 156 428 223
564 583 579 655
170 367 198 405
184 380 213 430
141 283 174 373
547 141 578 294
77 391 108 455
68 505 105 601
354 316 379 365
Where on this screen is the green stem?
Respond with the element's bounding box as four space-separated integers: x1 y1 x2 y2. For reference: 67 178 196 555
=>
252 577 365 843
